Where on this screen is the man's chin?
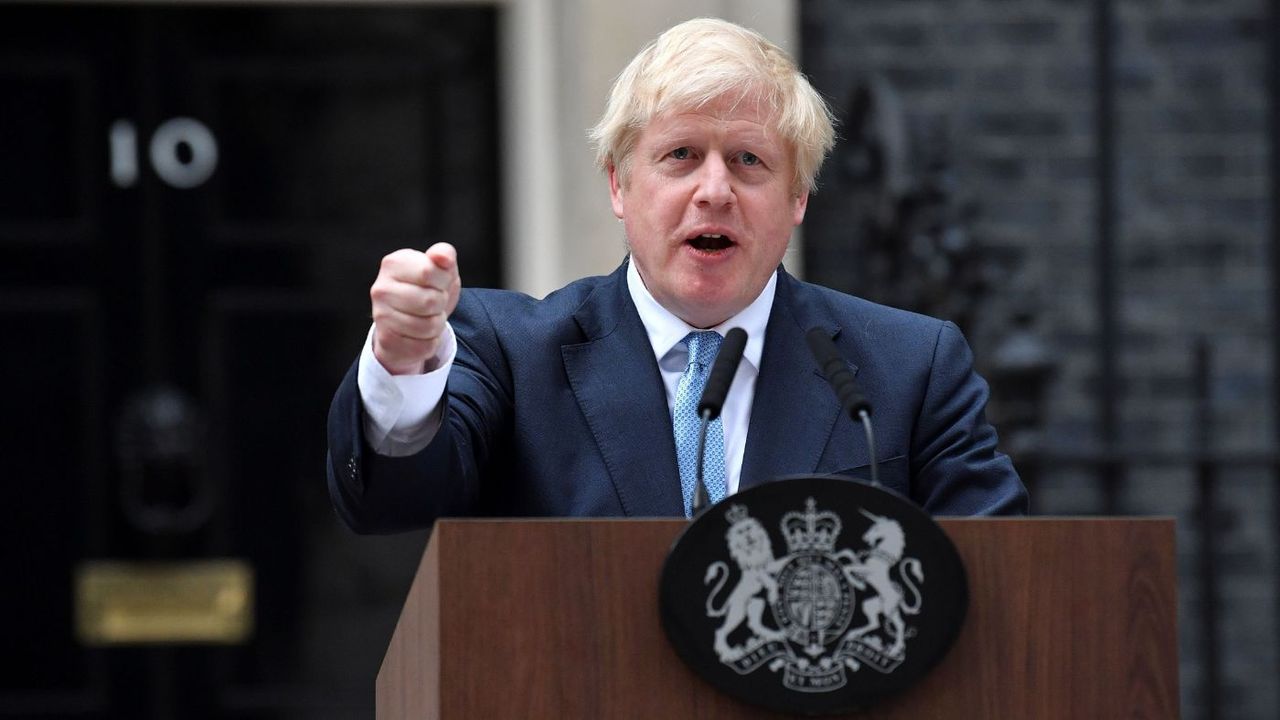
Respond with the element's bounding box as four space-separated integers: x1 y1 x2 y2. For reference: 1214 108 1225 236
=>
668 293 747 330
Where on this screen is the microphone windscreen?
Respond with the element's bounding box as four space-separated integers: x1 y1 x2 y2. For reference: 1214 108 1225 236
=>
806 328 872 417
697 327 748 418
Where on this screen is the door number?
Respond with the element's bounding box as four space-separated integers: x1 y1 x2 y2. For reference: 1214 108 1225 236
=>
110 118 219 190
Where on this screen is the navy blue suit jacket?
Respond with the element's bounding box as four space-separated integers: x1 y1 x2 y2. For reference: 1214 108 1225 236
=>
327 263 1027 532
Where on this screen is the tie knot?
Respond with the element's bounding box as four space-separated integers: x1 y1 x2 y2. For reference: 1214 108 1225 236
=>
684 331 722 369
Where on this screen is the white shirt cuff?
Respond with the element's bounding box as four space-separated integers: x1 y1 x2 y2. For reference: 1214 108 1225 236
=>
356 323 456 457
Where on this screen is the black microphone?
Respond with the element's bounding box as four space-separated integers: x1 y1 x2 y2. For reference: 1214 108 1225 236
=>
806 328 871 417
698 327 748 418
805 328 880 486
692 327 748 516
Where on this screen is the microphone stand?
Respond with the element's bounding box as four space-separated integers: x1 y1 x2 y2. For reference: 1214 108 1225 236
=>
692 413 712 514
857 408 878 487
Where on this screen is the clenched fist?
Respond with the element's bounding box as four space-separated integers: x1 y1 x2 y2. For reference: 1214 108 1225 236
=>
370 242 462 375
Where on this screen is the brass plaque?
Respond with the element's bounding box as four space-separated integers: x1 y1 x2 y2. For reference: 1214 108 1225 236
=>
75 559 253 645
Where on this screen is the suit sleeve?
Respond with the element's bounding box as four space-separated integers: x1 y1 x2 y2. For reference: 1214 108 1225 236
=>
909 321 1028 516
326 292 514 533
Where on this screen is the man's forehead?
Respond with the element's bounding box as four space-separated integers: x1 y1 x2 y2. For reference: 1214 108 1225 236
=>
643 102 782 143
661 91 773 123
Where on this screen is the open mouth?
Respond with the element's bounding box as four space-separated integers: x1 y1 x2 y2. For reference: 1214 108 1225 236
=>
687 233 735 252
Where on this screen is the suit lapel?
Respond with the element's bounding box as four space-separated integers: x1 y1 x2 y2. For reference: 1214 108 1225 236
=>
740 271 851 488
562 264 684 516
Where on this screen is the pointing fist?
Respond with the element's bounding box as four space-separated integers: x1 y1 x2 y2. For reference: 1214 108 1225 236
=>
370 242 462 375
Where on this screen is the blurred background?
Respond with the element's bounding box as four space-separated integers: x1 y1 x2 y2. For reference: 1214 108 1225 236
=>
0 0 1274 718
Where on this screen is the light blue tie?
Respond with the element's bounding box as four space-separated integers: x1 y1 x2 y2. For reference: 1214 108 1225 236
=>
674 331 728 517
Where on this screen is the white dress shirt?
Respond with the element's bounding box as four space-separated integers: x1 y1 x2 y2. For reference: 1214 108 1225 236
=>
624 261 775 494
357 261 778 494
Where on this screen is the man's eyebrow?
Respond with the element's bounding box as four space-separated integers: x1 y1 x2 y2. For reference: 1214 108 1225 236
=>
644 120 779 153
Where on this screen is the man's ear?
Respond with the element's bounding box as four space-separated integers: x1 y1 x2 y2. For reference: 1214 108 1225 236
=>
609 163 625 219
792 190 809 226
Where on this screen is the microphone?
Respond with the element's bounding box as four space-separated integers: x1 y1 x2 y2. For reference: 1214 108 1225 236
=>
698 328 748 418
805 328 880 486
692 327 748 516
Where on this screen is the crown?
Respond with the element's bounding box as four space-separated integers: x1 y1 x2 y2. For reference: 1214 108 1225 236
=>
781 497 842 553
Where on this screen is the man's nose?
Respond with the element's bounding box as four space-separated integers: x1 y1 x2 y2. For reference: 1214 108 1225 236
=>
692 155 734 208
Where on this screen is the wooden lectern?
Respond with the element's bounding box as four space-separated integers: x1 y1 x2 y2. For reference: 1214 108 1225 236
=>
376 518 1179 718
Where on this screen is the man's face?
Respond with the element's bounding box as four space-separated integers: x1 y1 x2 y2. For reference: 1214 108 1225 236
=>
609 94 808 329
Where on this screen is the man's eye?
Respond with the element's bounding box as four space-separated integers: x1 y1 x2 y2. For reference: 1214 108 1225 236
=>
740 151 761 166
670 147 691 160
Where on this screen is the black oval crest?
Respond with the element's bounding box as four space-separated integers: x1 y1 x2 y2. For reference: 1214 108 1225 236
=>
659 476 968 715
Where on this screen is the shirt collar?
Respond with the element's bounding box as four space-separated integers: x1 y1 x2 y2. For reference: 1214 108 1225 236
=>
626 258 774 371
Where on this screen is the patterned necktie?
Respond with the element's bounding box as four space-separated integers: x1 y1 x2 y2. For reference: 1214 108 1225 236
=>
673 331 728 517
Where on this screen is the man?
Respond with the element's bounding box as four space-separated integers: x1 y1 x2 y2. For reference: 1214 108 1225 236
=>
327 18 1027 533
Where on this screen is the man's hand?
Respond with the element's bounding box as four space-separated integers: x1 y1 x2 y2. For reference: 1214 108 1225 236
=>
370 242 461 375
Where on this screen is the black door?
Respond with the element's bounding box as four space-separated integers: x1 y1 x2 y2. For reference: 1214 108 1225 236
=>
0 5 500 718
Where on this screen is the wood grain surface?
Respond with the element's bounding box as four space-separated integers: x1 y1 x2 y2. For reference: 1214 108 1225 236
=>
377 518 1178 719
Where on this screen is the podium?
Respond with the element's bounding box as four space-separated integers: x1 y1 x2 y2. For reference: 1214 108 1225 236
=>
376 518 1179 718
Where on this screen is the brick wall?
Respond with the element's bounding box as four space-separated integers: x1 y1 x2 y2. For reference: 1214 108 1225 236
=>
800 0 1276 717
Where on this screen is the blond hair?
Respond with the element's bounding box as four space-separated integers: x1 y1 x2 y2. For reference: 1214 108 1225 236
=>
589 18 835 195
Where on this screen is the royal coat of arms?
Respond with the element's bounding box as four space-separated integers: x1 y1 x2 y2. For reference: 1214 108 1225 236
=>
660 476 967 714
702 498 925 691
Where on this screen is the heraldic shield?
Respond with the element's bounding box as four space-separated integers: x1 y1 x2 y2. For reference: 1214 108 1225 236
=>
659 476 968 716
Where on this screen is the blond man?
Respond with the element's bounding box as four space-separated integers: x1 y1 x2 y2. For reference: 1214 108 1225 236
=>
327 19 1026 532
